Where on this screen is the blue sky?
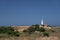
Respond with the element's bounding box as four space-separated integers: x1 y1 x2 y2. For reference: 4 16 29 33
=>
0 0 60 26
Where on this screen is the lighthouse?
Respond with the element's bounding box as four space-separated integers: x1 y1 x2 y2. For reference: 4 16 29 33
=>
39 19 44 27
41 19 43 25
39 19 52 29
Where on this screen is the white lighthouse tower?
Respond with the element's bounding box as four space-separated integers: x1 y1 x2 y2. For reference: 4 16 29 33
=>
41 19 43 25
39 19 44 27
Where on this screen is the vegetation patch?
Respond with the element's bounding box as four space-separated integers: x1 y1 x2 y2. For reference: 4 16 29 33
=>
0 26 20 37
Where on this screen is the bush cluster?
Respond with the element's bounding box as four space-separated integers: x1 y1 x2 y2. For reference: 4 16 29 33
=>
0 26 20 37
23 24 49 37
23 24 44 33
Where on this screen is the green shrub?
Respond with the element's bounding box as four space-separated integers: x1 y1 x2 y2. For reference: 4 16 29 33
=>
37 27 46 32
23 30 28 32
0 26 20 37
7 31 12 35
13 31 20 37
0 27 7 33
35 24 39 30
0 27 14 34
27 26 35 34
43 32 49 37
7 31 20 37
6 27 14 32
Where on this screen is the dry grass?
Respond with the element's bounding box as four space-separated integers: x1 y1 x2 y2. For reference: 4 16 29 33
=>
0 35 59 40
0 32 60 40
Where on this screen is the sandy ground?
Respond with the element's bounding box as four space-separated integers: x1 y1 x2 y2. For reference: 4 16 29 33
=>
0 36 60 40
